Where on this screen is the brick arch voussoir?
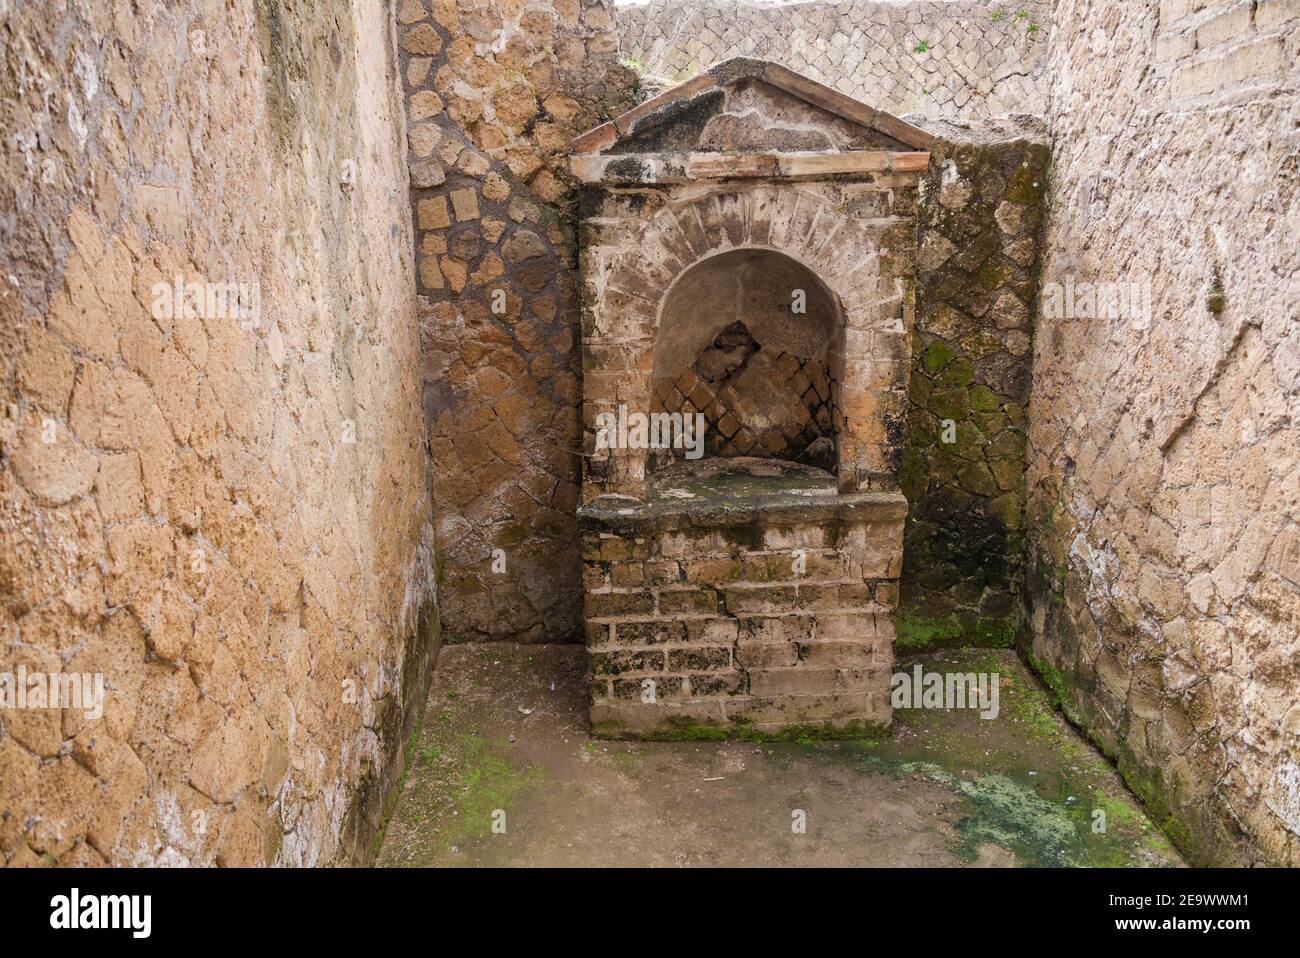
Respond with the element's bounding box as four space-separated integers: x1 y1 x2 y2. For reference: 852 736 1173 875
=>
651 190 873 322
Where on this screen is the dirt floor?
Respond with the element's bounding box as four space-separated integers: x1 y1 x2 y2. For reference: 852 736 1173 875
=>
376 643 1183 867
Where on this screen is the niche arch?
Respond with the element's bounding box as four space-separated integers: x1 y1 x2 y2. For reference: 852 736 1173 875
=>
649 246 846 474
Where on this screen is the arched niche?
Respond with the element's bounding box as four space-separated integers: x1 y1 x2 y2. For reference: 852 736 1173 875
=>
648 247 846 476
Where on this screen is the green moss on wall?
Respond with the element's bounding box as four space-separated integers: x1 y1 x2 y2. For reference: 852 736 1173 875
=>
902 133 1049 636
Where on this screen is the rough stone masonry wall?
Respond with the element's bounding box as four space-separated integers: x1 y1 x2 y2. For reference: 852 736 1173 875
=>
395 0 635 643
901 121 1048 650
1028 0 1300 865
615 0 1051 119
0 0 436 866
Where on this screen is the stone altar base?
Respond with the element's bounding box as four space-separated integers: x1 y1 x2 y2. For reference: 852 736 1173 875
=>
580 459 906 738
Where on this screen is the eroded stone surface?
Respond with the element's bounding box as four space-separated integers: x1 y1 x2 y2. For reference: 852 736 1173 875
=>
0 0 438 867
1026 0 1300 866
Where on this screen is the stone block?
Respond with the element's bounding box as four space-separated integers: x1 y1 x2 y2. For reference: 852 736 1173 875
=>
721 584 797 614
1256 0 1299 30
590 649 664 676
613 620 688 645
735 640 799 669
586 590 655 618
612 675 684 699
749 667 877 697
449 188 480 222
1195 3 1253 50
667 647 732 671
796 640 876 668
687 671 747 696
658 587 719 614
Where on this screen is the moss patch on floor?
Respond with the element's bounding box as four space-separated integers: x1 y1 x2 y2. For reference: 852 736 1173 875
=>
896 610 1017 651
772 648 1179 866
381 697 544 865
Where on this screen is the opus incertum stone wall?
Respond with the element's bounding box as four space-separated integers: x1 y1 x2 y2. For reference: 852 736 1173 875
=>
1 0 438 866
614 0 1051 120
901 119 1049 650
394 0 636 643
1028 0 1300 866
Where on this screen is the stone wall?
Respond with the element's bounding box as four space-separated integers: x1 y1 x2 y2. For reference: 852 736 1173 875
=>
1028 0 1300 865
901 120 1048 650
395 0 636 643
615 0 1051 119
0 0 437 866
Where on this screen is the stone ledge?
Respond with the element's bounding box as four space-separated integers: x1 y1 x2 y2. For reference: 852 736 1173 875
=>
570 150 929 184
578 488 908 532
586 603 897 624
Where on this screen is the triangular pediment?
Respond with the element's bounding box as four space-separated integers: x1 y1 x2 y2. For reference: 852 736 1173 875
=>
572 57 933 156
